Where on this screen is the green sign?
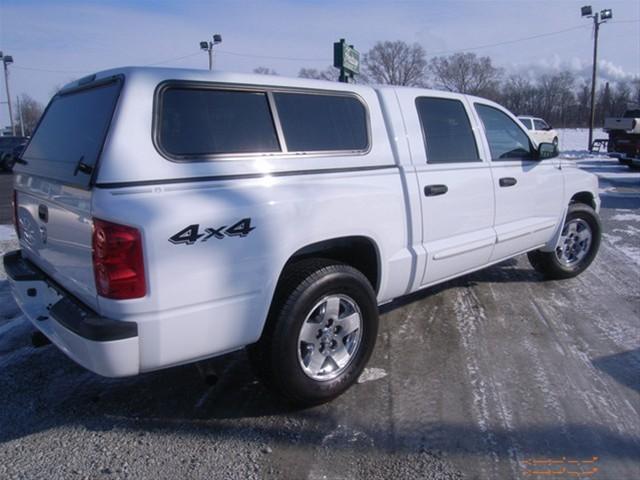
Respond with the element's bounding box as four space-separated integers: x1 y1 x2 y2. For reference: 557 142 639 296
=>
342 45 360 74
334 39 360 76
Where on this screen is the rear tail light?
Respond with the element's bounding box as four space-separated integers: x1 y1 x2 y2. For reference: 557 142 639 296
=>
12 190 20 239
92 218 146 299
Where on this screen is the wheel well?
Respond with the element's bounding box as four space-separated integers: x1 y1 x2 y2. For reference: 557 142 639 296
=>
570 191 596 210
283 236 380 293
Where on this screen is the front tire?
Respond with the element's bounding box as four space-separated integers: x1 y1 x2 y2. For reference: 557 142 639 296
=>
248 259 379 406
527 203 601 280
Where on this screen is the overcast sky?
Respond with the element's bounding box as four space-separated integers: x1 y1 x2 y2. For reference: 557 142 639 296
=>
0 0 638 127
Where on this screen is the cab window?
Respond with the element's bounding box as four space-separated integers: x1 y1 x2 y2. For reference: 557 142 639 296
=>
416 97 480 164
475 104 534 161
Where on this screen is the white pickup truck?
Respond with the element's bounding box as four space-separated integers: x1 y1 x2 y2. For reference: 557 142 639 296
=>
4 68 601 405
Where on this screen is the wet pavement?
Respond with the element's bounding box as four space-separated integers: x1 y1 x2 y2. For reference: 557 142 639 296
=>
0 157 638 479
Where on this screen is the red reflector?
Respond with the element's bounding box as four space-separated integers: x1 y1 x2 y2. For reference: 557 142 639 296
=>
12 190 20 239
92 218 146 299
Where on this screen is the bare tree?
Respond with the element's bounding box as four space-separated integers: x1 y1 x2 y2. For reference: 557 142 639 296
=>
633 78 640 106
537 72 575 126
500 75 537 115
298 66 338 81
15 94 44 136
363 41 427 86
253 66 278 76
611 80 631 115
428 52 501 96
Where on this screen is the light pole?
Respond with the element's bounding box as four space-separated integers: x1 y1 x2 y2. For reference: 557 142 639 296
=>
0 52 15 135
17 95 24 137
199 34 222 70
581 5 612 151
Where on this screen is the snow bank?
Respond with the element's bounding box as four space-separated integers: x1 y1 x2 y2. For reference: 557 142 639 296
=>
0 225 17 242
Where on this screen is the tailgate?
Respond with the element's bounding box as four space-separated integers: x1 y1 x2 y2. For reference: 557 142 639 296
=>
604 117 635 131
15 177 97 309
13 75 123 311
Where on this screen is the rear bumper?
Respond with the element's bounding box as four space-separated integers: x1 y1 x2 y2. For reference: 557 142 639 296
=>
3 250 140 377
608 153 640 165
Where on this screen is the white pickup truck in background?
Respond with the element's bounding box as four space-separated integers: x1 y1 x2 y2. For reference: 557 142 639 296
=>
4 68 601 405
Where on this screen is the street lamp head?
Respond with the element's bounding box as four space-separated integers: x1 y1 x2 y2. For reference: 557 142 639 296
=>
213 34 222 45
600 8 612 20
581 5 593 17
200 41 209 50
3 55 13 65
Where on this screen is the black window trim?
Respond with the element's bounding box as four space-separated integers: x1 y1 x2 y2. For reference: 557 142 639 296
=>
474 102 537 163
15 74 125 190
152 80 372 162
415 96 481 165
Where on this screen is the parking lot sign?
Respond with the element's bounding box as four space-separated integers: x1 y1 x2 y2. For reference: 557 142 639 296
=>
333 38 360 82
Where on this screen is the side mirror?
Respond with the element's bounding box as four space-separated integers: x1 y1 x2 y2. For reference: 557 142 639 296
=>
537 142 558 160
545 125 553 131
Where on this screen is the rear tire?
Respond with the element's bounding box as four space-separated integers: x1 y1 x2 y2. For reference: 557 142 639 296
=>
527 203 601 280
248 259 379 406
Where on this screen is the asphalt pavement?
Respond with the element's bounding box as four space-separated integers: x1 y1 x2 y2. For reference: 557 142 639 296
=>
0 158 638 480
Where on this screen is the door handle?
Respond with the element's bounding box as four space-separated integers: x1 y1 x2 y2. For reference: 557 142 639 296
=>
499 177 517 187
38 204 48 223
424 184 448 196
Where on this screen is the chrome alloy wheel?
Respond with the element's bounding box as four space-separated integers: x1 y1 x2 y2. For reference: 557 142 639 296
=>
297 294 363 381
555 218 592 266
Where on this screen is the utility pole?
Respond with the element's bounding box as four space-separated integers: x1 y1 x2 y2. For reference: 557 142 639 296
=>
17 95 24 137
0 52 15 135
581 6 612 151
199 34 222 71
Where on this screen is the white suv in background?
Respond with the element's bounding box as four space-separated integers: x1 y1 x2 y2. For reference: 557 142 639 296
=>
518 116 559 147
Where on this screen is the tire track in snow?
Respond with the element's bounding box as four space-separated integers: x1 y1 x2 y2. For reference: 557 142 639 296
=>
452 286 522 479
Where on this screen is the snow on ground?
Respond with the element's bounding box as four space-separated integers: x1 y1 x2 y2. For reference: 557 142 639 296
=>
0 231 23 353
0 233 18 280
557 128 607 156
611 211 640 222
0 224 16 242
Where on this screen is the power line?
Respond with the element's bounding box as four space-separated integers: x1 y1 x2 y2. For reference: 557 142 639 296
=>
192 23 608 62
609 19 640 24
216 50 330 62
13 65 89 74
8 19 639 74
12 52 203 74
144 52 201 66
425 24 591 56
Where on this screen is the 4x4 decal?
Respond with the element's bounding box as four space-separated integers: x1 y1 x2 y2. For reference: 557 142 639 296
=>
169 218 255 245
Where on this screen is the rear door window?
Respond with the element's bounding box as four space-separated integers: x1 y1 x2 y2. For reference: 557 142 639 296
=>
416 97 480 164
158 88 281 158
273 92 368 152
18 79 122 188
519 118 533 130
